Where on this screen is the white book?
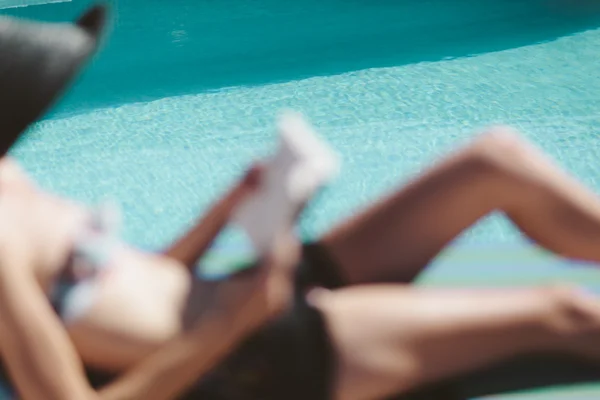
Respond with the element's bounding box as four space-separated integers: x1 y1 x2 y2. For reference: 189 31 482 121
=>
233 111 340 254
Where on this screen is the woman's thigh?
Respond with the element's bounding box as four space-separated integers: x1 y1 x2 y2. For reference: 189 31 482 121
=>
310 284 592 400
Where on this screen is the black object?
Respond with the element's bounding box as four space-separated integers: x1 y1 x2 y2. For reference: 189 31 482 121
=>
0 4 107 157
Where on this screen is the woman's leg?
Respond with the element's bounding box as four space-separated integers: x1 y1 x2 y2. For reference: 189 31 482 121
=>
319 127 600 284
310 285 600 400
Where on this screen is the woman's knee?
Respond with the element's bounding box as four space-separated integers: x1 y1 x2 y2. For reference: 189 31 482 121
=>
539 284 600 337
469 126 539 170
463 126 560 204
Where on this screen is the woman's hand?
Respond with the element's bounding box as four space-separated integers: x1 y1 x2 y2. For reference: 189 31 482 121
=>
194 229 301 337
164 163 264 269
235 163 264 198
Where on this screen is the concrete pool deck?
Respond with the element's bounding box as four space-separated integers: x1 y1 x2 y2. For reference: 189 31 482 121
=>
421 244 600 289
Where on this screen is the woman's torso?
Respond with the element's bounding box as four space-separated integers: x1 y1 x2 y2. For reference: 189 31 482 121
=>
44 242 202 370
0 159 211 372
57 249 201 371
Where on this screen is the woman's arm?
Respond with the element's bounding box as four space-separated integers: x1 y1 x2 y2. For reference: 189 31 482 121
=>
0 231 297 400
0 254 97 400
101 233 298 400
164 164 262 270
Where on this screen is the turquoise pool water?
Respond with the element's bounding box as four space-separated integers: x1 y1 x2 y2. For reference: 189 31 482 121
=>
4 0 600 251
10 9 600 250
4 0 600 398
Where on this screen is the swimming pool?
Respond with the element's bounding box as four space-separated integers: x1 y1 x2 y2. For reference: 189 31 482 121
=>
6 0 600 248
5 0 600 398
